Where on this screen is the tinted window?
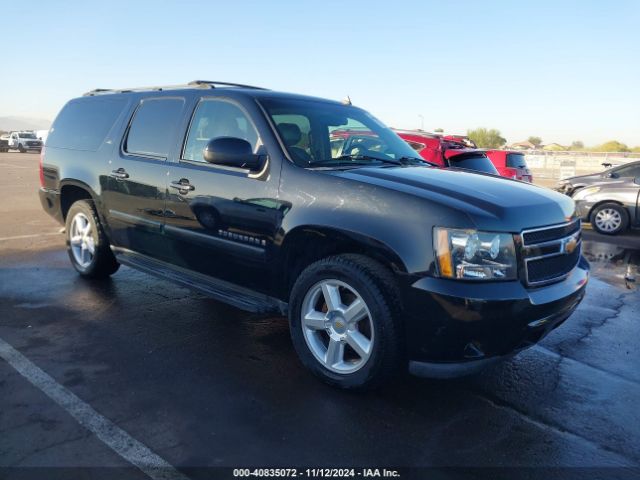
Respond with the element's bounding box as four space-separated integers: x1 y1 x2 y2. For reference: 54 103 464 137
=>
47 98 127 151
615 163 640 177
125 98 184 158
183 99 259 162
448 154 499 174
506 153 528 168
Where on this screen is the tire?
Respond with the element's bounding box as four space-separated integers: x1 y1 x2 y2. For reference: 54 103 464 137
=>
289 254 403 390
65 200 120 278
591 203 629 235
18 144 25 153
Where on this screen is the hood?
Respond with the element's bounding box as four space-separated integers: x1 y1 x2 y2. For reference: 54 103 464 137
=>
565 172 629 188
331 166 575 232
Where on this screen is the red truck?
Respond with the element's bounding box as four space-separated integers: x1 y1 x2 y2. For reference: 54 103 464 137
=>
485 150 533 182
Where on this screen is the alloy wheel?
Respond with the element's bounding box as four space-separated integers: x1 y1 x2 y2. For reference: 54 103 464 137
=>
301 279 374 374
69 212 96 268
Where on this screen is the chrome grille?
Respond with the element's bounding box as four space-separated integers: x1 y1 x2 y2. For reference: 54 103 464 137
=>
521 220 582 286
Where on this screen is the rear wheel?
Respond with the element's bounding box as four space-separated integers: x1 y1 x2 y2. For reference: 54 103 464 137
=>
289 254 402 389
591 203 628 235
65 200 119 278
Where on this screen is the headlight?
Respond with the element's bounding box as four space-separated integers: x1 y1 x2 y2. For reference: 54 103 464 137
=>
572 186 600 200
434 228 517 280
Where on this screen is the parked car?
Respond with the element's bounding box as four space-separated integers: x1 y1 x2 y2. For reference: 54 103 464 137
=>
572 176 640 235
556 160 640 197
394 130 499 175
485 150 533 182
8 131 43 153
0 134 9 152
39 80 588 389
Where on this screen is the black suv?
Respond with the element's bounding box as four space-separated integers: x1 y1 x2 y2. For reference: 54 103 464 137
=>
39 81 589 389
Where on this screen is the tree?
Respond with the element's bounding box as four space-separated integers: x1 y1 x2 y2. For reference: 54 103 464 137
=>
632 146 640 153
570 140 584 150
527 136 542 147
434 128 444 133
593 140 630 153
467 128 506 149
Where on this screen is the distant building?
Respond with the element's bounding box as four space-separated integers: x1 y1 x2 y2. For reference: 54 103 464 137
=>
507 140 536 150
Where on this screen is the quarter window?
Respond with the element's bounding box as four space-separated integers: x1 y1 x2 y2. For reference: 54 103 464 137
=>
125 98 184 158
183 99 259 162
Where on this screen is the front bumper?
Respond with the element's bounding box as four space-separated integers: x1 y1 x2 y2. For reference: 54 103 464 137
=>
404 256 589 378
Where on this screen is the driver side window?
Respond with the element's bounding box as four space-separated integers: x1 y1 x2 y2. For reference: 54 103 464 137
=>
615 164 640 178
182 99 259 162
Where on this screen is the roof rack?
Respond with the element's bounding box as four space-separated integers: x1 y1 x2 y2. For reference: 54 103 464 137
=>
83 80 267 96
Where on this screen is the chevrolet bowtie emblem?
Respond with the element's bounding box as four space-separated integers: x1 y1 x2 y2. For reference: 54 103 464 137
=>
562 235 578 254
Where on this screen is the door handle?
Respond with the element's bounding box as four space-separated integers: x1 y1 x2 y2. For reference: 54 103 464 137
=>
110 168 129 180
170 179 195 193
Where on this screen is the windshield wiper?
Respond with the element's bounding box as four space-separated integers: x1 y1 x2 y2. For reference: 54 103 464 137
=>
307 154 435 169
396 156 439 167
333 154 402 165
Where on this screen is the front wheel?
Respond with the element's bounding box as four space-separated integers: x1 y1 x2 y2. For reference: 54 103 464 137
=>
18 144 26 153
591 203 629 235
65 200 120 278
289 254 403 389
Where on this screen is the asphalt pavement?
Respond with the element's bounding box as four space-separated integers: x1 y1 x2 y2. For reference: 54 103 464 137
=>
0 152 639 480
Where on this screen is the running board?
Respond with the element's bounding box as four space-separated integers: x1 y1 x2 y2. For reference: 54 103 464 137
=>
112 247 287 315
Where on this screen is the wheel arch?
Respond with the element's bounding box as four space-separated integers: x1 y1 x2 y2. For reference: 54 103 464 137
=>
59 179 99 221
588 199 627 222
277 225 407 300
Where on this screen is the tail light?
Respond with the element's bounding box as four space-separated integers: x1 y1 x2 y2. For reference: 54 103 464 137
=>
39 146 45 187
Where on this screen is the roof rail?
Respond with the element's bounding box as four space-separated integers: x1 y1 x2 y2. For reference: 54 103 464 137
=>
187 80 267 90
83 80 267 96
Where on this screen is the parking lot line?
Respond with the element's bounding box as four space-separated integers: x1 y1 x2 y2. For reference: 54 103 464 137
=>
0 337 189 480
0 232 61 242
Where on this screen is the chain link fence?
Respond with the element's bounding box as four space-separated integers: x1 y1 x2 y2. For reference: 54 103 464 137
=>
524 151 640 180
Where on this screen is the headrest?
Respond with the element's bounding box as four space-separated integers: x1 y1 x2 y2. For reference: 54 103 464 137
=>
278 123 302 146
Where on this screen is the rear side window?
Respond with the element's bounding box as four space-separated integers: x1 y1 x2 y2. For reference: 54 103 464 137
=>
448 154 499 174
47 98 127 151
506 153 528 168
125 98 184 158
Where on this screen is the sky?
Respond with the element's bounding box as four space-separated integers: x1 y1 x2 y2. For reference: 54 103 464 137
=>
1 0 639 146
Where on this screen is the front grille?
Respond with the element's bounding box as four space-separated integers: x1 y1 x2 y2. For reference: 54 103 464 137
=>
522 219 580 244
27 141 40 146
521 220 582 286
527 247 581 283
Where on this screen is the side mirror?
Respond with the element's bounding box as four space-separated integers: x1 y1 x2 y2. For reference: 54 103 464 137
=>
203 137 262 170
606 172 618 179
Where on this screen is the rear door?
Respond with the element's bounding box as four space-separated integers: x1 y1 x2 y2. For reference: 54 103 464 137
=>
100 96 186 258
161 96 282 293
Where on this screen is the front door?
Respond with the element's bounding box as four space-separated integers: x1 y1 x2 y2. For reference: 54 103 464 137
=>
100 96 186 258
162 97 283 293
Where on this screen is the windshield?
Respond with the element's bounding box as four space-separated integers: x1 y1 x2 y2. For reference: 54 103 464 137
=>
18 133 37 139
506 153 527 168
447 153 499 174
260 98 424 168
